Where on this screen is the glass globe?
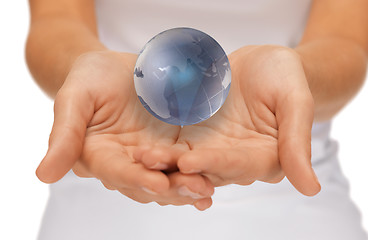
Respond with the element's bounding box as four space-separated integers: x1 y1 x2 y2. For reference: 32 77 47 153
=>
134 27 231 126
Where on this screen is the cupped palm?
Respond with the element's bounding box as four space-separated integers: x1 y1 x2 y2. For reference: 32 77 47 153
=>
37 51 214 208
140 46 320 196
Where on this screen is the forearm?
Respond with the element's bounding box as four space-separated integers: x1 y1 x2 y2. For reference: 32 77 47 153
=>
295 38 367 121
26 0 106 98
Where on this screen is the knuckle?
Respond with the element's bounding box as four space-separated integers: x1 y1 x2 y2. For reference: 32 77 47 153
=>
264 172 285 184
101 181 116 191
72 168 85 178
236 179 255 186
177 155 196 172
269 175 285 184
122 190 153 204
157 202 169 206
137 199 152 204
149 177 171 194
72 161 92 178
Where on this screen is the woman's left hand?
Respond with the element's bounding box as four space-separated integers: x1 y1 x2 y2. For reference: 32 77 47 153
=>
135 45 321 196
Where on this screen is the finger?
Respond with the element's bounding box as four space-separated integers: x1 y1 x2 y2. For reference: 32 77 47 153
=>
117 188 153 204
169 173 214 210
169 172 215 199
118 172 214 207
101 180 117 191
36 88 94 183
84 140 170 194
194 198 213 211
276 92 321 196
135 144 188 172
178 146 279 186
132 145 152 162
135 146 172 170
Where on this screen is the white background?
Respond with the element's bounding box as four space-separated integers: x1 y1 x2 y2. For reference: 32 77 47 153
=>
0 2 367 240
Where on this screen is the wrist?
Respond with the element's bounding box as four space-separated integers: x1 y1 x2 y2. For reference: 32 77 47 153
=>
26 18 107 97
294 39 367 121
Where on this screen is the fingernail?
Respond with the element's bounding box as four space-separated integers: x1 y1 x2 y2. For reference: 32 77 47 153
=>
141 187 158 195
178 186 204 199
151 162 169 170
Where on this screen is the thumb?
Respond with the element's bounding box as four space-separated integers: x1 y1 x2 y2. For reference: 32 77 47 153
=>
276 92 321 196
36 88 94 183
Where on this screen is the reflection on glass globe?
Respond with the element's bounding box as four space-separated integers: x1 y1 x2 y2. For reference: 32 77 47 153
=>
134 27 231 126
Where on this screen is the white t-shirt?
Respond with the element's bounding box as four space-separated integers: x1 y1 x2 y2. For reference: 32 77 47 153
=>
37 1 368 239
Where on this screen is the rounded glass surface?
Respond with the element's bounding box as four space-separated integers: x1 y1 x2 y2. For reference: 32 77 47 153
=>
134 27 231 126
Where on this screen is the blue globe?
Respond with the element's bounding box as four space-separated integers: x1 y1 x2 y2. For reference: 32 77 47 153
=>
134 27 231 126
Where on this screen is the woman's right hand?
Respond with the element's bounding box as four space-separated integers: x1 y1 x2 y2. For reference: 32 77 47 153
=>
36 51 214 210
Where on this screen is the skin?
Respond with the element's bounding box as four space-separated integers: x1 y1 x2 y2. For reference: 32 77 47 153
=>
39 51 214 209
27 0 214 210
137 46 316 194
27 0 368 210
138 0 368 195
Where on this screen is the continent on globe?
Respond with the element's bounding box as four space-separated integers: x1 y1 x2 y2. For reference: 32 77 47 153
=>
134 27 231 126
